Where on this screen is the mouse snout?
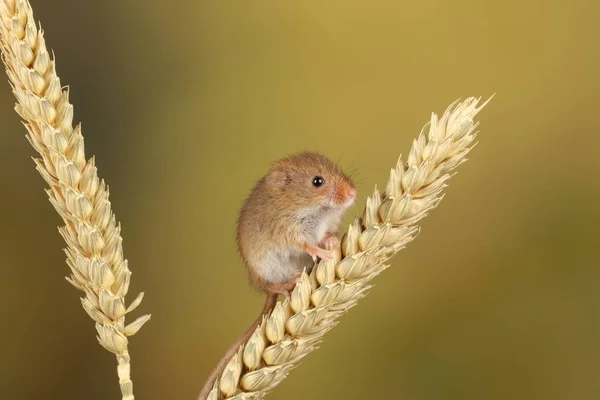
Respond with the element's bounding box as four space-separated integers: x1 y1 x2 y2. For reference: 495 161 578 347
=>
346 188 356 202
337 186 356 207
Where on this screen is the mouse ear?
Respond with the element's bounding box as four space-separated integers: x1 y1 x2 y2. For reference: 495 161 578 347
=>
266 169 289 188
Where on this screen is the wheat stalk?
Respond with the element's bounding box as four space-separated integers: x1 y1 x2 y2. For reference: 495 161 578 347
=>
0 1 150 399
200 95 492 399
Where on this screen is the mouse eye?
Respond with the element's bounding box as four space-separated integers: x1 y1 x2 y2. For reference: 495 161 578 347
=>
312 176 325 187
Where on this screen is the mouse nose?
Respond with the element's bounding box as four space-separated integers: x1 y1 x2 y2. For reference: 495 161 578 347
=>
347 188 356 201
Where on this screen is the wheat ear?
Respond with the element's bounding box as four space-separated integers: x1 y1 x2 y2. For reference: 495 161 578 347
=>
0 1 150 399
200 95 492 399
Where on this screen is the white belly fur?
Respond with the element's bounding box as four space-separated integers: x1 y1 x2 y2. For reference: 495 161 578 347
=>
299 207 344 244
256 208 344 284
257 247 314 284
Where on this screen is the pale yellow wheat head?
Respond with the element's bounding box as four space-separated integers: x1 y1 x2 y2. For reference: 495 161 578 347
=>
0 1 149 399
202 96 492 399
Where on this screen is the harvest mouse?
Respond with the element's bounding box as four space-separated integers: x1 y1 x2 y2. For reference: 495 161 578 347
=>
198 151 356 399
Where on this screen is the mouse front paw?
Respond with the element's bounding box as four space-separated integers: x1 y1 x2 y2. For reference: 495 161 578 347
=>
322 234 339 250
305 244 333 261
318 248 333 261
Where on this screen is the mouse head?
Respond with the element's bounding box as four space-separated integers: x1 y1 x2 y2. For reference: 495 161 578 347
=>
266 152 356 210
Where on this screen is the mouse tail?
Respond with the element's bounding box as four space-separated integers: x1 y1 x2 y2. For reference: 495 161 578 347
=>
197 293 278 400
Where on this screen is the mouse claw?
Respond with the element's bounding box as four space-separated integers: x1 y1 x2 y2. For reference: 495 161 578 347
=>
319 250 333 261
282 290 292 302
285 272 302 289
306 243 333 261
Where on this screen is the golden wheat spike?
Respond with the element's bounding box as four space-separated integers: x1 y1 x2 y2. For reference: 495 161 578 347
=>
0 1 150 399
200 96 492 399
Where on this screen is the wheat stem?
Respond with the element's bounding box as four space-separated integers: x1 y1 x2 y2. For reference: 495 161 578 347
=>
0 1 150 399
200 96 492 399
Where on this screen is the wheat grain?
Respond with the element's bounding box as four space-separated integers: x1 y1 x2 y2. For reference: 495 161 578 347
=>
0 1 150 399
200 96 492 399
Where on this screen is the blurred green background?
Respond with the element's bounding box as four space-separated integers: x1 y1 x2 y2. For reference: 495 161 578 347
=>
1 0 599 399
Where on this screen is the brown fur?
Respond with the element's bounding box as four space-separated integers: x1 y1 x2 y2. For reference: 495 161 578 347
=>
237 151 355 290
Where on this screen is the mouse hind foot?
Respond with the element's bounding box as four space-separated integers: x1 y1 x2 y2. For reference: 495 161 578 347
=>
264 272 303 301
